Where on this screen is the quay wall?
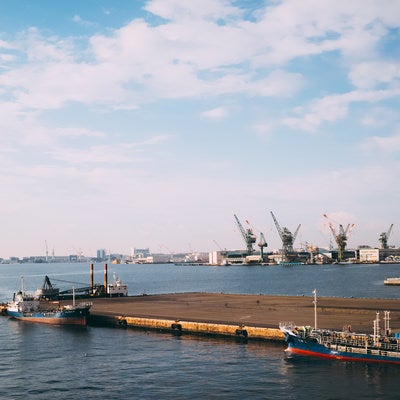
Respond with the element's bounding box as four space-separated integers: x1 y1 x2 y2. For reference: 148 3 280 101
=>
89 314 285 341
124 316 284 340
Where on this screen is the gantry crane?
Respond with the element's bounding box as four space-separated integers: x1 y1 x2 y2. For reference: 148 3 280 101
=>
379 224 393 249
234 214 256 255
323 214 354 261
270 211 301 261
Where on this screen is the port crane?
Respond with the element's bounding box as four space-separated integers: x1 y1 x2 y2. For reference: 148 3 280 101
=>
234 214 256 255
379 224 393 249
270 211 301 261
257 232 268 261
323 214 354 262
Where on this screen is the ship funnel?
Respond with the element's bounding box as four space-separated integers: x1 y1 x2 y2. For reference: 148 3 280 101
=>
104 263 108 292
90 263 94 290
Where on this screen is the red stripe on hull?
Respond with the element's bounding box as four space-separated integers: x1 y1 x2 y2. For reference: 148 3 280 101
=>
13 316 87 326
286 347 400 365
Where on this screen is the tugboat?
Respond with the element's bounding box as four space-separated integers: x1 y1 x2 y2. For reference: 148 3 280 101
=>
279 290 400 364
7 277 92 326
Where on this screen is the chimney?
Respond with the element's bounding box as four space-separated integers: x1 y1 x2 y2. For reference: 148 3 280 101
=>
90 263 94 290
104 263 108 292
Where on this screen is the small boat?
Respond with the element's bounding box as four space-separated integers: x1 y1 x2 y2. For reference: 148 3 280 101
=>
278 261 304 266
279 290 400 364
7 277 91 326
384 277 400 285
107 273 128 297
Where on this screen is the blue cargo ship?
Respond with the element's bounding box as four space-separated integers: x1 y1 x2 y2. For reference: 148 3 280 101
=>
280 290 400 364
280 318 400 364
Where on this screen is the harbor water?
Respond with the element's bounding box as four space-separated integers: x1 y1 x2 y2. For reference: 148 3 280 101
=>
1 262 400 399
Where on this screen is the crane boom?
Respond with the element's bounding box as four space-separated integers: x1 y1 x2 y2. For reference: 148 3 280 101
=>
270 211 283 240
293 224 301 241
234 214 256 255
387 224 394 238
234 214 247 240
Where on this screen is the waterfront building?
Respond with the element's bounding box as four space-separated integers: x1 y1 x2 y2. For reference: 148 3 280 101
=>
97 249 106 260
358 247 400 263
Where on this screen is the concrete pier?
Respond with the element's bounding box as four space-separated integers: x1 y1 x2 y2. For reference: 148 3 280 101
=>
86 293 400 341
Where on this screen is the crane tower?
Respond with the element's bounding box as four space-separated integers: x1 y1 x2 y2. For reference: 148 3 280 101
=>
270 212 301 261
258 232 268 261
379 224 393 249
323 214 354 261
234 214 256 255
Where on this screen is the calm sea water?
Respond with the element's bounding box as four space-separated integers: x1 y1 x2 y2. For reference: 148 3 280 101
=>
1 262 400 399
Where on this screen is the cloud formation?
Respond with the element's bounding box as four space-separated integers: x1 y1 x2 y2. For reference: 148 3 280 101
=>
0 0 399 257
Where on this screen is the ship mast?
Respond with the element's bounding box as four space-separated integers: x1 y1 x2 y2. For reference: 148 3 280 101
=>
313 289 318 329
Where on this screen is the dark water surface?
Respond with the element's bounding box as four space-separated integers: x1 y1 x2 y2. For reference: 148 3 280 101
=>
1 262 400 399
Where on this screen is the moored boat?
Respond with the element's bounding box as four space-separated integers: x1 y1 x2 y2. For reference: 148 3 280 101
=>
7 277 91 326
107 273 128 297
384 277 400 285
279 290 400 364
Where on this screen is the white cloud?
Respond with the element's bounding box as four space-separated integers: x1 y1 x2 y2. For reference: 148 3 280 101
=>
46 134 170 166
283 88 400 132
201 107 228 120
362 130 400 153
144 0 241 22
72 15 96 27
0 0 398 115
361 107 398 127
0 53 15 62
349 61 400 89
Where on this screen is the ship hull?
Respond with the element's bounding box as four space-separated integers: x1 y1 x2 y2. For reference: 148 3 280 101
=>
286 334 400 365
7 309 89 326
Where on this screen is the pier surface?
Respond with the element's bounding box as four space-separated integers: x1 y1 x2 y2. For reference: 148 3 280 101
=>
87 293 400 340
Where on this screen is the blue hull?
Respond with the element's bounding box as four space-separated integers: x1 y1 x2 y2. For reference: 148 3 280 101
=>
7 308 89 325
285 333 400 364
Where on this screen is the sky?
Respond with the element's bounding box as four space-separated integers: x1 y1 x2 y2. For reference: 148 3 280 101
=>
0 0 400 258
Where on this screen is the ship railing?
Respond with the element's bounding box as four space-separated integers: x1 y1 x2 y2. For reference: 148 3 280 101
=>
320 334 367 348
320 334 400 353
379 341 400 352
279 322 296 331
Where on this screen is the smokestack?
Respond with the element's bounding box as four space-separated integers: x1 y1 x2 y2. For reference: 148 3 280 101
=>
104 263 108 292
90 263 94 291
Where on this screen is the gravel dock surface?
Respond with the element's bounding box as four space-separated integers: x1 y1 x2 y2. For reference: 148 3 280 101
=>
88 293 400 333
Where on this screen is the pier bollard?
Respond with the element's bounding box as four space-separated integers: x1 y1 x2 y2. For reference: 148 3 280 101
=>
235 328 248 338
171 322 182 334
117 317 127 328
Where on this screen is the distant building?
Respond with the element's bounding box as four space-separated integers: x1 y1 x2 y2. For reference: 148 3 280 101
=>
358 248 380 263
97 249 106 260
134 248 150 258
358 248 400 263
209 251 225 265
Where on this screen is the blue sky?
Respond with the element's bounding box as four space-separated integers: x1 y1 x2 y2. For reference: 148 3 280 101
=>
0 0 399 258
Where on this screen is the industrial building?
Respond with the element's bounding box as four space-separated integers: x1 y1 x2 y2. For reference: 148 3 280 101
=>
357 247 400 263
